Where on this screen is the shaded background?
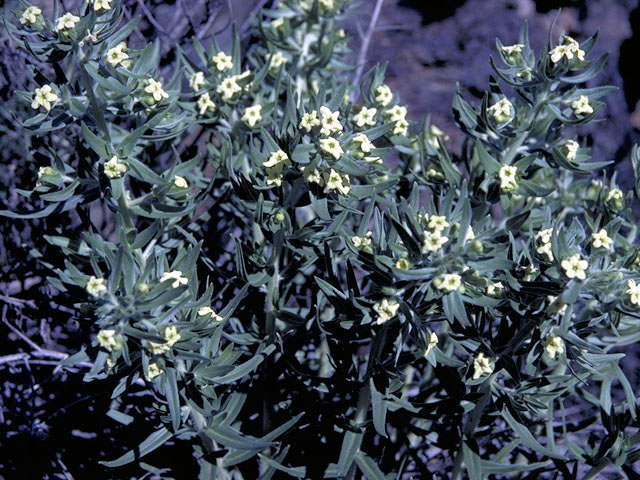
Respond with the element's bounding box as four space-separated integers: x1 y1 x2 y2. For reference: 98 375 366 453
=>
2 0 640 478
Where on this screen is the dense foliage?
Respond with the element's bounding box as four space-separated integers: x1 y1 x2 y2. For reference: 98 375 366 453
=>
2 0 640 478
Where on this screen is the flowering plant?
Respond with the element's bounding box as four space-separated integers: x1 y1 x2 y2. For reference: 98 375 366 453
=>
3 1 640 478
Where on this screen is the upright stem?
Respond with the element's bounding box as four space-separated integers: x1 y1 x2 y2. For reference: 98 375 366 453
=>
451 376 494 480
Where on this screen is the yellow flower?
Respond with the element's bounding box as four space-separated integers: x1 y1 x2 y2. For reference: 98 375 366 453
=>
543 335 565 360
97 329 121 352
269 51 287 70
465 226 475 242
93 0 112 11
435 273 461 292
31 85 58 112
549 35 585 64
626 279 640 306
488 98 513 123
565 140 579 161
536 228 553 244
146 362 163 380
319 0 335 11
561 254 588 280
472 352 494 379
571 95 593 116
189 71 205 91
323 169 350 195
319 137 344 160
144 78 169 103
266 169 283 187
353 106 377 128
395 257 410 270
386 105 407 123
105 42 129 67
160 270 188 288
501 43 524 56
242 104 262 127
498 165 517 192
486 281 504 296
37 166 57 184
536 241 554 261
424 331 438 356
86 276 107 297
271 18 285 30
393 118 409 136
299 165 324 185
319 106 343 136
197 92 216 115
211 51 233 71
173 175 189 189
352 231 373 251
55 12 80 32
422 230 448 253
217 76 242 100
264 149 290 169
373 298 399 325
606 188 624 210
428 215 449 233
104 156 127 179
591 229 612 249
20 6 42 25
300 110 321 132
198 306 224 321
374 84 393 106
353 133 374 153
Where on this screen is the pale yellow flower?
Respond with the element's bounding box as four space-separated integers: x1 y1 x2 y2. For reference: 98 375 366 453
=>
212 51 233 71
422 230 448 253
536 228 553 245
189 71 205 91
299 165 324 185
160 270 188 288
217 76 242 100
173 176 188 189
547 295 567 316
242 104 262 127
97 329 121 352
300 110 321 132
55 12 80 32
435 273 461 292
472 352 494 379
543 335 565 359
565 140 579 161
501 43 524 56
393 118 409 136
106 42 129 67
319 106 342 136
86 276 107 297
374 84 393 106
198 306 224 321
264 149 290 169
31 85 58 112
94 0 112 11
536 241 554 261
626 279 640 306
488 98 513 123
197 92 216 115
395 258 410 270
104 156 127 179
591 229 612 249
571 95 593 116
266 169 284 187
20 6 42 25
271 18 285 30
487 281 504 296
561 254 588 280
386 105 407 123
352 231 373 251
319 137 344 159
465 226 475 242
144 78 169 103
550 36 585 64
353 133 374 153
269 51 287 70
353 106 377 128
373 298 399 325
498 165 517 192
146 362 163 380
323 169 350 195
428 215 449 233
